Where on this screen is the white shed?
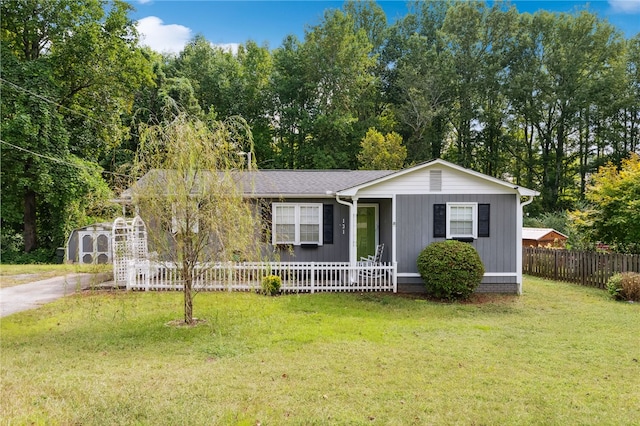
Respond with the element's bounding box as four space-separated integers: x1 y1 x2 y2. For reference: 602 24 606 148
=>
66 223 113 264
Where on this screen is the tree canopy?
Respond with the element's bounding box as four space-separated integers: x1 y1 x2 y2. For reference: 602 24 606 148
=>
572 154 640 253
1 0 639 259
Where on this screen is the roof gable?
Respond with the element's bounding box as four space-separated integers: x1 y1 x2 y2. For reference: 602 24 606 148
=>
337 159 539 197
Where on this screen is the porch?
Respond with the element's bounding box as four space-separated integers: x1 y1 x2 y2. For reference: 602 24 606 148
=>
125 261 397 293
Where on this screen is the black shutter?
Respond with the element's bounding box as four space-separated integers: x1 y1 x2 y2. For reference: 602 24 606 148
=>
323 204 334 244
478 204 490 238
261 202 272 243
433 204 446 238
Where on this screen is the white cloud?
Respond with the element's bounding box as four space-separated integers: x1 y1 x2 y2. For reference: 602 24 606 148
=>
608 0 640 13
138 0 153 4
136 16 192 54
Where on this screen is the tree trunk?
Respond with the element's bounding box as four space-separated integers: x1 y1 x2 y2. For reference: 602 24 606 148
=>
184 278 194 324
23 188 37 253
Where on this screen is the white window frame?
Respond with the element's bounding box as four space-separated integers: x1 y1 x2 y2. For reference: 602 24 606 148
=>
446 202 477 239
272 203 323 246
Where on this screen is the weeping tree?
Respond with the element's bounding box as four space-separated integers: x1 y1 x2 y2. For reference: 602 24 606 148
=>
132 114 260 324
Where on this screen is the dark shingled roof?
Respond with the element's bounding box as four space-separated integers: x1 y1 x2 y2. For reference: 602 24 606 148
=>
242 170 395 196
121 169 396 199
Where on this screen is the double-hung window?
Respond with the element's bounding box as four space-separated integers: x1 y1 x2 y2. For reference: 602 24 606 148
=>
272 203 323 245
446 203 477 239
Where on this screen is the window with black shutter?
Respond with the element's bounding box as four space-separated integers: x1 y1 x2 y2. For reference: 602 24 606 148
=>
260 202 272 243
433 204 446 238
434 202 491 239
478 204 490 238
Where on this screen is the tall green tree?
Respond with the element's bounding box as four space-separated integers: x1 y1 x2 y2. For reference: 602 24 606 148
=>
271 35 311 168
301 9 377 168
236 41 275 167
1 0 150 254
384 0 452 163
358 128 407 170
508 10 623 210
169 34 241 117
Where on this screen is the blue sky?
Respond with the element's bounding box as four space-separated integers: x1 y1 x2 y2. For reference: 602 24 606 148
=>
129 1 640 54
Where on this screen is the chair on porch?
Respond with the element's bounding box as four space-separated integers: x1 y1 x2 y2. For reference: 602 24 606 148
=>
357 243 385 280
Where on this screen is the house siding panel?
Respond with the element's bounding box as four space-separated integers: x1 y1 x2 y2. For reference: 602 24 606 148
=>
397 193 517 275
356 167 516 197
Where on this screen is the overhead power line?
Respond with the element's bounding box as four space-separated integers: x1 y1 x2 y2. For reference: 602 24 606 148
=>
0 139 132 179
0 76 144 141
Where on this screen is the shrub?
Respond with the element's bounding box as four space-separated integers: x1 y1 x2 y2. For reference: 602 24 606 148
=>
606 274 624 300
417 240 485 301
607 272 640 301
260 275 282 296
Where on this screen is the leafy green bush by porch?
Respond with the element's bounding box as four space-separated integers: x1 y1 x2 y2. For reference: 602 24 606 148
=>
417 240 485 300
607 272 640 301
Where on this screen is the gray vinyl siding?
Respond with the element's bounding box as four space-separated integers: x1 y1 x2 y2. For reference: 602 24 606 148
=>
396 193 517 274
267 198 350 262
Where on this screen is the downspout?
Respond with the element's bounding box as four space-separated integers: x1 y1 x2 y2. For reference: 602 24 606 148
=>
517 195 535 295
335 194 358 283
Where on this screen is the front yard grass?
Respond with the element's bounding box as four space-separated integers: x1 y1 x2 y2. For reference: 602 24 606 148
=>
1 276 638 425
0 264 111 288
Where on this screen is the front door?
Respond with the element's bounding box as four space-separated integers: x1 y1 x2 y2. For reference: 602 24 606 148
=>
357 204 378 259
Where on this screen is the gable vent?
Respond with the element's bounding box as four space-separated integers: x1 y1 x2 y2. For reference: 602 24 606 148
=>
430 170 442 192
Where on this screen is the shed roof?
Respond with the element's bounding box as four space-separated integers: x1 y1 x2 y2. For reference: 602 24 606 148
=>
522 227 568 241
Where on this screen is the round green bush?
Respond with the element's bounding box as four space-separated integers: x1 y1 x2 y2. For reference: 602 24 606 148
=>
416 240 485 300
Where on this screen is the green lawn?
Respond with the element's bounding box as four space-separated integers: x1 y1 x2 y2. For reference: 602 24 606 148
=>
1 277 638 425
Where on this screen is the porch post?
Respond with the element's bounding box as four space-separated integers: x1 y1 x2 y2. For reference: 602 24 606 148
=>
350 197 359 283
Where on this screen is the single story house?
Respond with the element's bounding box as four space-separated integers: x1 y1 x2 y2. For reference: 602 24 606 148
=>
121 159 538 294
522 227 568 248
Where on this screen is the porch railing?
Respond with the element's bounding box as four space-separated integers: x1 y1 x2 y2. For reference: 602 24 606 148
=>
126 261 397 293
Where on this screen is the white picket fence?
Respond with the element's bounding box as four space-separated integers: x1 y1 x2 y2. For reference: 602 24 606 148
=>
125 261 397 293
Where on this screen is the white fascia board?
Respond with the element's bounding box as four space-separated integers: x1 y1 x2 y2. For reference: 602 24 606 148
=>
336 159 539 197
243 193 334 199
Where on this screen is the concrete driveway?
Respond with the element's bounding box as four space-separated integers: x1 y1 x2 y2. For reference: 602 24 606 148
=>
0 273 112 318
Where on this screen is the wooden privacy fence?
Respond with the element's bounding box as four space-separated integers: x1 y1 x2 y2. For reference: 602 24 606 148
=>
523 247 640 288
126 261 397 293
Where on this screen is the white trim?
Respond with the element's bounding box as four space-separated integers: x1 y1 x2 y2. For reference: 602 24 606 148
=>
484 272 518 277
397 272 518 278
272 202 323 246
391 194 397 265
446 202 478 239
